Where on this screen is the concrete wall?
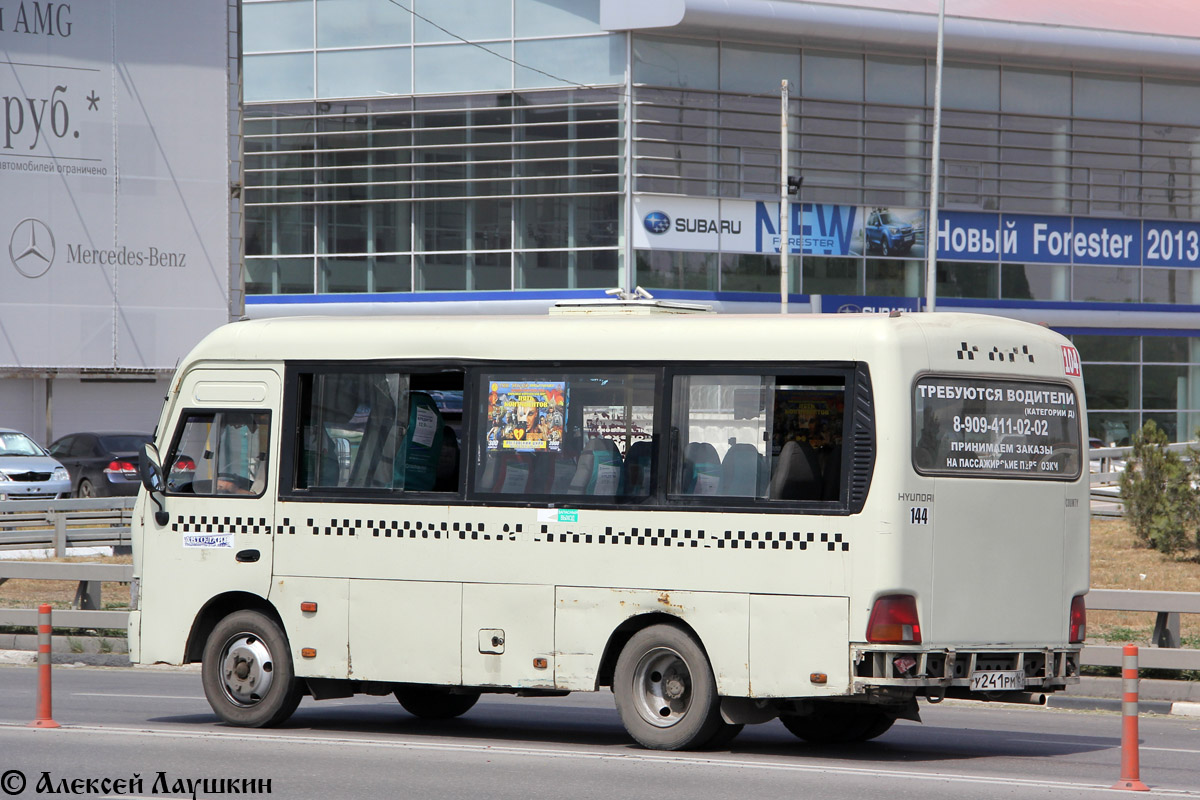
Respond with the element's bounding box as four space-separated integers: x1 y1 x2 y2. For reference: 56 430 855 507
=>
0 377 169 446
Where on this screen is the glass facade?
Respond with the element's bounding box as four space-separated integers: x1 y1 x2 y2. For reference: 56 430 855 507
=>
241 0 1200 438
1075 335 1200 444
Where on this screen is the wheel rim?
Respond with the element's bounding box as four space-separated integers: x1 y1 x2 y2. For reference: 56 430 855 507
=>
630 646 692 728
79 481 94 498
218 633 274 707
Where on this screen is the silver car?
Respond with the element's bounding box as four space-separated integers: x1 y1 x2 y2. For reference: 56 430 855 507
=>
0 427 71 501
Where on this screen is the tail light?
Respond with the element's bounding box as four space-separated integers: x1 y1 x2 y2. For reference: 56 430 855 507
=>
1069 595 1086 643
104 459 138 476
171 457 196 472
866 594 922 644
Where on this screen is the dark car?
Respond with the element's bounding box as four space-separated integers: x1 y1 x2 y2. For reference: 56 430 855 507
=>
48 432 153 498
865 209 916 256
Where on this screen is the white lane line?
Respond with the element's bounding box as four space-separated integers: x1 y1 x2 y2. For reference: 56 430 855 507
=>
72 693 208 701
1010 738 1200 756
3 723 1199 797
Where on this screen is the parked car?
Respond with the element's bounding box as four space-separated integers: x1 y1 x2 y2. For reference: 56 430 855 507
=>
48 431 153 498
0 427 71 500
865 209 916 256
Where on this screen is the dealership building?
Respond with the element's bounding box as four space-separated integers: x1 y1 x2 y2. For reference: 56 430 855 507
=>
238 0 1200 446
5 0 1200 447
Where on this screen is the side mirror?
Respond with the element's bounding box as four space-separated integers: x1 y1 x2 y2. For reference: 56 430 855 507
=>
139 443 170 526
139 443 166 493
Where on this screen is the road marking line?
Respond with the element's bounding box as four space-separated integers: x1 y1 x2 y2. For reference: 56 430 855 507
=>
72 693 207 701
1011 738 1200 756
3 723 1198 797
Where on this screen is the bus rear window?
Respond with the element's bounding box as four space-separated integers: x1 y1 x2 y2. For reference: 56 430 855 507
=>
912 376 1081 480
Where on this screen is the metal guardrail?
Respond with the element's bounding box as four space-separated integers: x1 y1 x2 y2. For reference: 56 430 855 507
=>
1083 589 1200 671
0 560 133 629
0 497 135 556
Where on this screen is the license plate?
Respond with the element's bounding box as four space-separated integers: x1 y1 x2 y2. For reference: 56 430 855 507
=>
970 670 1026 692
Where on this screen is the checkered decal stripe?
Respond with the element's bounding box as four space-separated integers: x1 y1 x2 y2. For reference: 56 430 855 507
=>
538 527 847 551
275 516 848 552
173 515 269 535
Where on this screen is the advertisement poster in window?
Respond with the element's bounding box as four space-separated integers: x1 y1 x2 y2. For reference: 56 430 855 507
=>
486 381 566 451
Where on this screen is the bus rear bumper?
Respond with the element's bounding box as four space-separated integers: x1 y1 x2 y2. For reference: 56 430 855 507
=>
852 646 1082 696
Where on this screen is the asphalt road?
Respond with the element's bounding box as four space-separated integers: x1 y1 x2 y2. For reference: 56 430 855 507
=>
0 664 1197 800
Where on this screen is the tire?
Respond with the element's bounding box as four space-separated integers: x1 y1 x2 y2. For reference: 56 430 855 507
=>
201 610 302 727
394 685 480 719
881 239 892 257
76 479 95 499
703 721 744 749
780 701 896 744
613 624 722 750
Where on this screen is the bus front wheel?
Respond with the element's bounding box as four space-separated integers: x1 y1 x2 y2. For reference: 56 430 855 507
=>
201 610 302 728
780 701 895 744
613 624 722 750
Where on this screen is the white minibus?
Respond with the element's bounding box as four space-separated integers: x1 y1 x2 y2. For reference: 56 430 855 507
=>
129 309 1088 749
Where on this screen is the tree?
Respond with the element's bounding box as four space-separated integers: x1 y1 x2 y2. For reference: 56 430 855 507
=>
1118 421 1197 556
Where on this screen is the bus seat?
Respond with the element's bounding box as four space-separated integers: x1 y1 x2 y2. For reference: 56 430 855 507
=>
434 425 460 492
768 440 822 501
682 441 721 495
569 438 623 495
395 392 443 491
821 445 841 501
622 440 654 497
720 443 766 497
548 453 579 494
479 451 532 494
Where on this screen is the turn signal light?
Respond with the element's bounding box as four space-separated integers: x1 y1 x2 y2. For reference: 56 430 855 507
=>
533 658 548 670
1069 595 1086 643
866 594 922 644
300 602 318 613
301 648 317 659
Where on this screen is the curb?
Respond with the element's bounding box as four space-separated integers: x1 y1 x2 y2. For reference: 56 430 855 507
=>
1046 694 1180 716
0 650 130 667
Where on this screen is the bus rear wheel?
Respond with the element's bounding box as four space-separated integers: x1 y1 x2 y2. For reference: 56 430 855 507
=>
394 685 480 719
781 701 895 744
613 624 722 750
201 610 302 728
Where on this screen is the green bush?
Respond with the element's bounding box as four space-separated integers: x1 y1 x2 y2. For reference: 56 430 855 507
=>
1118 421 1198 555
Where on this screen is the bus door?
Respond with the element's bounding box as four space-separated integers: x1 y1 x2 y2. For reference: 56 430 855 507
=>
140 369 280 645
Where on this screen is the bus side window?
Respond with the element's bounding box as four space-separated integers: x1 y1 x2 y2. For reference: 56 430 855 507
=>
474 371 655 502
670 373 846 504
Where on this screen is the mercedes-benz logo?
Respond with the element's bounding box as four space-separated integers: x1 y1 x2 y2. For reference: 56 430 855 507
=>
9 218 56 278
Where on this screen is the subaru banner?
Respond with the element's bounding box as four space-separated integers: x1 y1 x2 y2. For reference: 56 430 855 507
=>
937 211 1200 267
636 194 1200 271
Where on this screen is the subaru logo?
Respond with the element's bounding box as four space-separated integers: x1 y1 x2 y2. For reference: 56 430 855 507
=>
643 211 670 235
836 303 862 313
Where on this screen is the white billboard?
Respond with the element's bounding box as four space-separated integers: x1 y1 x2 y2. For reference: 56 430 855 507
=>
0 1 231 371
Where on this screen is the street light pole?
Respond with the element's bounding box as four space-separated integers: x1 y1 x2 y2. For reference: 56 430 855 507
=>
780 79 790 314
925 0 946 312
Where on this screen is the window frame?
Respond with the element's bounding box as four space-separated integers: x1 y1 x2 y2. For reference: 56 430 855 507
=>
163 409 274 499
469 364 664 506
275 358 873 515
279 360 468 502
661 363 860 513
